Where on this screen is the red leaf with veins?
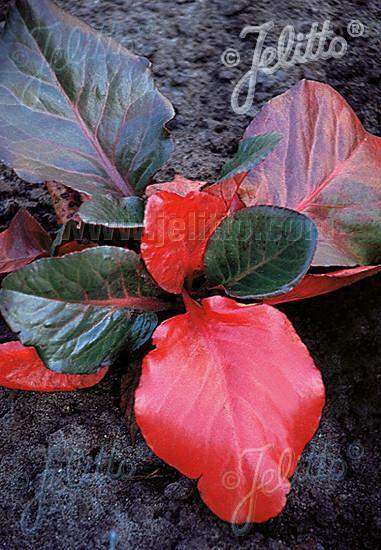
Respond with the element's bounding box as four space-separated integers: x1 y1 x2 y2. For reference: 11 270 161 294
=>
0 342 108 391
265 265 381 305
0 209 51 274
141 191 228 293
240 79 381 266
135 294 324 523
145 175 206 197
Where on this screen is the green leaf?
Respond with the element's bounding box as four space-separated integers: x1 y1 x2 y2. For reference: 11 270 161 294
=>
219 133 282 182
79 195 145 228
50 224 66 255
204 206 317 299
0 0 174 197
0 247 169 374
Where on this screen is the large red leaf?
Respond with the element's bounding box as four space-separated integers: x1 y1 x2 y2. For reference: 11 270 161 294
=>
0 341 108 391
141 191 228 293
240 79 381 267
265 265 381 305
135 295 325 523
0 209 51 274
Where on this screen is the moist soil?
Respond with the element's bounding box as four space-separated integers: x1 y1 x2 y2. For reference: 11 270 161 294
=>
0 0 380 548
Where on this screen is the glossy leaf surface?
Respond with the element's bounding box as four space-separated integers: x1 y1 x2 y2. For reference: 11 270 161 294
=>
205 206 317 299
0 341 108 391
265 265 381 305
141 190 228 293
240 80 381 266
0 0 174 197
0 247 165 374
135 295 325 523
79 195 145 228
0 208 51 273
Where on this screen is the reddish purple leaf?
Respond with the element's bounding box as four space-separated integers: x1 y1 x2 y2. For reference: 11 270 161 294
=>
240 80 381 266
265 265 381 305
0 209 51 274
0 0 174 198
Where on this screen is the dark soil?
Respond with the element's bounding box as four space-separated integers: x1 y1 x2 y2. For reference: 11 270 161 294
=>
0 0 380 548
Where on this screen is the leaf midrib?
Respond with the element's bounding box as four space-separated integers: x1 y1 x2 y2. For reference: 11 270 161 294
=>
17 4 134 197
3 288 169 312
223 237 303 286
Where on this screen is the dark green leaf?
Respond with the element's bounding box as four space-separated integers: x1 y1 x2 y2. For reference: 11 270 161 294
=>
205 206 317 299
79 195 145 228
0 246 169 374
219 133 281 182
0 0 174 197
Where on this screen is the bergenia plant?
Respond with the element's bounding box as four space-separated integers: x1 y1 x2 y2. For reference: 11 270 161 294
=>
0 0 380 525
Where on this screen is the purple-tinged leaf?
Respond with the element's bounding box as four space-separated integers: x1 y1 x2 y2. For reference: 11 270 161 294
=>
240 80 381 266
0 0 174 197
0 208 51 273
